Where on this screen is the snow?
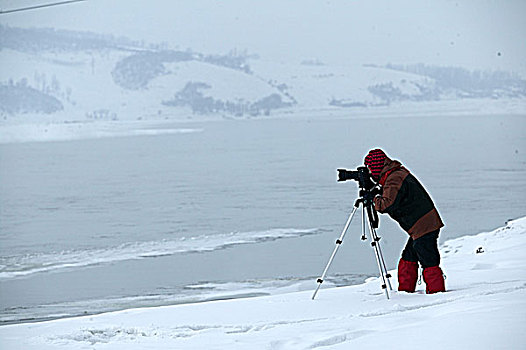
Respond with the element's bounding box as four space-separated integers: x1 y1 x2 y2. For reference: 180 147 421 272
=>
0 120 203 143
1 217 525 349
1 42 525 145
250 60 436 107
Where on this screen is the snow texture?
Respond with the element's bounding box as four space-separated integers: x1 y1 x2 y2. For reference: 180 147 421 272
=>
1 217 525 349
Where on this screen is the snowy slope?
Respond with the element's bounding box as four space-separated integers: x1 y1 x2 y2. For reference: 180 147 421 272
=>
0 47 288 122
250 60 436 108
1 217 525 349
2 24 525 126
0 42 436 122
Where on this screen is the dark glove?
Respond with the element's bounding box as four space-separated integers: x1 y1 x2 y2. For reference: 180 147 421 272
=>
370 185 382 197
360 186 382 206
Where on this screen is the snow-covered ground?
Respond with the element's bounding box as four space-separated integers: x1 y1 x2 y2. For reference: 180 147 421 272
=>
1 217 524 350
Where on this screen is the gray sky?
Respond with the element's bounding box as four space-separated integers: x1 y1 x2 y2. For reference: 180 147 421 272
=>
1 0 525 75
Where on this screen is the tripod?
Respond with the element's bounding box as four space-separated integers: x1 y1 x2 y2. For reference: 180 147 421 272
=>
312 191 393 300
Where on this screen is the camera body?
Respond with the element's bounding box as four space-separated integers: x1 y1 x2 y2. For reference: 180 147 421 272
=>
337 166 376 191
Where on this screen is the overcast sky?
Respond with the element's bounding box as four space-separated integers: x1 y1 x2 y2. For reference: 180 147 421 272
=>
2 0 525 75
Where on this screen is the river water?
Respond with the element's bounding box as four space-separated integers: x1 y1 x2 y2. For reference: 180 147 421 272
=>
0 113 524 323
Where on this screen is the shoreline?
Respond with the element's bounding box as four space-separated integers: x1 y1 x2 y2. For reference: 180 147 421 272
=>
0 274 371 326
1 98 525 145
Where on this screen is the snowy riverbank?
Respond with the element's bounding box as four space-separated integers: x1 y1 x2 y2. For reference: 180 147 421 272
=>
1 216 525 349
1 97 525 145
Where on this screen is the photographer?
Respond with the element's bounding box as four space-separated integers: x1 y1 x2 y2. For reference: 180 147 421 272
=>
364 149 446 294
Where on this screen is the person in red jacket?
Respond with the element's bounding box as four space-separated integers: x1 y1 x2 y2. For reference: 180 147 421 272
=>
364 149 446 294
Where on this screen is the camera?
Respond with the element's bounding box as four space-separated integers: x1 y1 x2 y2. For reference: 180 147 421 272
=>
337 166 381 229
337 166 376 191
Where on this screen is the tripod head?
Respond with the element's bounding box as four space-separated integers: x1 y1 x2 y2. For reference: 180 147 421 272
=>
356 188 380 229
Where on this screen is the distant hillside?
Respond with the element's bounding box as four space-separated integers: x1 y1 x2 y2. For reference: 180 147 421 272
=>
378 63 526 99
1 25 525 122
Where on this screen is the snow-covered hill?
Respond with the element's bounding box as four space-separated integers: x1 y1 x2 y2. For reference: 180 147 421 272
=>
1 217 525 349
1 25 525 129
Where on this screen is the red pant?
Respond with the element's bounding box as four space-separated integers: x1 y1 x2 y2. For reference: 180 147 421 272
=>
397 259 445 293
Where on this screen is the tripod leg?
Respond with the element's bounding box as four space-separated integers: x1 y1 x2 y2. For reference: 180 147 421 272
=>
361 203 367 241
369 226 393 291
365 215 391 299
312 205 359 300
